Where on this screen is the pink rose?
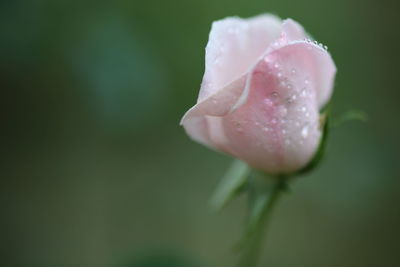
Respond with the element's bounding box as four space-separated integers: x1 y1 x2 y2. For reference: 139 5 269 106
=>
181 14 336 174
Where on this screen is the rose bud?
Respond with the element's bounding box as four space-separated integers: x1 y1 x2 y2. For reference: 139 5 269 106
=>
181 14 336 174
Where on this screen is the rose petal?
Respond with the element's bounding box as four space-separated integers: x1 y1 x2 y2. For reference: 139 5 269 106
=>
281 19 307 41
217 43 325 173
198 14 282 102
277 40 336 108
181 74 249 150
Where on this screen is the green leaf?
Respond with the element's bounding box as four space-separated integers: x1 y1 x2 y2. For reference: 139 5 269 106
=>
209 159 250 212
332 110 368 127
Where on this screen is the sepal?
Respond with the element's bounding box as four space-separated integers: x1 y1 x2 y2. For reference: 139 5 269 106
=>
210 159 250 212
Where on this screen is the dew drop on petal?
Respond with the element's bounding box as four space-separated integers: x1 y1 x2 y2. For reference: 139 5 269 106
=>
301 125 309 138
270 91 279 99
286 94 297 104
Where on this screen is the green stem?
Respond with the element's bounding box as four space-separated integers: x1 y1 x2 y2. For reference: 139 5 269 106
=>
238 175 287 267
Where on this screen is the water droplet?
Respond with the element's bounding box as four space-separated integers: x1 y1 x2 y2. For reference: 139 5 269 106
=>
301 125 309 138
301 106 307 112
291 68 296 75
324 45 328 50
304 79 309 85
305 112 310 117
286 94 297 104
277 72 283 78
262 127 269 132
271 118 278 124
301 88 307 97
270 91 279 98
313 40 318 45
274 63 279 69
282 129 287 135
286 84 293 90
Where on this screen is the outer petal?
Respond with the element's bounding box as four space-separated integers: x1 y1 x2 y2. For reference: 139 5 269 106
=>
311 43 336 108
198 14 282 102
214 41 334 173
280 19 336 108
181 74 249 151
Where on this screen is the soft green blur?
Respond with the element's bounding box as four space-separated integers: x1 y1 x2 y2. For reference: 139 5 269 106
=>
2 0 399 266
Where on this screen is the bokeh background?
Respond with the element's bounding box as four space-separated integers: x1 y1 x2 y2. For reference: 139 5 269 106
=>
2 0 399 266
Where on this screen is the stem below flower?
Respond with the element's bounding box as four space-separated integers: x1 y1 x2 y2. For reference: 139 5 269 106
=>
238 174 287 267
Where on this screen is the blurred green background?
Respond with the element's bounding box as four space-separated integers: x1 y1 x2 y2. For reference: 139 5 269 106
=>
2 0 399 266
